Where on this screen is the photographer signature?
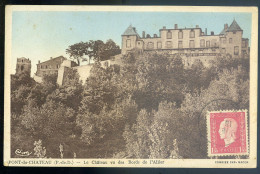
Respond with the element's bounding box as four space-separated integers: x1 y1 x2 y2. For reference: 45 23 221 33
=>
15 149 32 157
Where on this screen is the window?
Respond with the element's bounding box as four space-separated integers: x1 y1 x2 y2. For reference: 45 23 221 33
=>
178 41 183 48
166 41 172 48
126 39 131 48
147 42 154 49
221 48 226 53
222 38 226 44
189 40 195 48
178 31 183 39
242 40 246 48
157 42 162 49
167 31 172 39
200 39 205 47
190 30 195 38
212 39 217 47
56 65 59 69
206 41 210 47
229 38 233 43
46 65 48 69
234 46 239 55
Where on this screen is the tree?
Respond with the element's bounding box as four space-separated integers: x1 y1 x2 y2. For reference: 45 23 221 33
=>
100 39 121 61
66 39 121 65
66 41 88 65
20 100 80 158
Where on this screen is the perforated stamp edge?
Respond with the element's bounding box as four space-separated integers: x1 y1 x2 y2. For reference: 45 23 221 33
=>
207 109 249 157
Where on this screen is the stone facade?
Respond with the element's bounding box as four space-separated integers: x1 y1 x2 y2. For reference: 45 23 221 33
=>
35 56 70 77
16 57 31 75
121 20 250 62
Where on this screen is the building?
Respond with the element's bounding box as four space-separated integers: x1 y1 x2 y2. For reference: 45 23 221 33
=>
15 57 31 75
121 20 250 65
35 56 75 77
57 56 122 86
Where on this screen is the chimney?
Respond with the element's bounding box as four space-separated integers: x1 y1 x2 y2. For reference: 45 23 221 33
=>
163 26 166 29
38 60 40 64
224 24 228 30
154 34 157 38
211 31 214 35
174 24 178 29
205 28 207 35
142 31 145 38
196 25 199 28
133 27 136 32
50 57 52 59
146 34 151 38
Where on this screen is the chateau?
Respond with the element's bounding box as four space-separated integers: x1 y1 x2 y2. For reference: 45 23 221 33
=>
16 19 250 85
121 20 249 66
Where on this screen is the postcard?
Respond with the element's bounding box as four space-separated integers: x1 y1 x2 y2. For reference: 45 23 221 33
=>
4 5 258 168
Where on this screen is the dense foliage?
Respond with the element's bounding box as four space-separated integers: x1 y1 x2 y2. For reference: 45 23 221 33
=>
11 52 249 159
66 39 121 65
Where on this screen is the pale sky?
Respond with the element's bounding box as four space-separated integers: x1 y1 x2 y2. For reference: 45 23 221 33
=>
11 11 252 76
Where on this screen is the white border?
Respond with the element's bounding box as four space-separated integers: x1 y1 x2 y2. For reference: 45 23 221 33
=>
4 5 258 168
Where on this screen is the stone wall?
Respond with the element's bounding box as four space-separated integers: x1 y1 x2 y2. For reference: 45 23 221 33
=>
16 57 31 75
57 55 123 86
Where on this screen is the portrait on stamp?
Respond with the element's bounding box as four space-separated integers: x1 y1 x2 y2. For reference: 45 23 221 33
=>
208 111 248 157
4 6 257 167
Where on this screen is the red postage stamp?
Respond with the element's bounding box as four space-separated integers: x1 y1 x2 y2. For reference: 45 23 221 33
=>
207 110 248 157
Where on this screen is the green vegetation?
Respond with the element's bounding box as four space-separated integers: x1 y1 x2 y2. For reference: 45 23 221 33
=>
11 51 249 159
66 39 121 65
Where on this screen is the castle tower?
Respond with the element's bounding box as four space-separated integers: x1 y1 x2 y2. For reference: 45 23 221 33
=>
121 25 140 55
16 57 31 75
219 19 244 58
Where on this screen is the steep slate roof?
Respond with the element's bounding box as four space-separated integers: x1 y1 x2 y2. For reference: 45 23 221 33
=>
226 20 242 32
122 25 140 37
220 27 228 35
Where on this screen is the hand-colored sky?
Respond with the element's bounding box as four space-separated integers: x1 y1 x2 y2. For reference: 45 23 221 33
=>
11 11 252 75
